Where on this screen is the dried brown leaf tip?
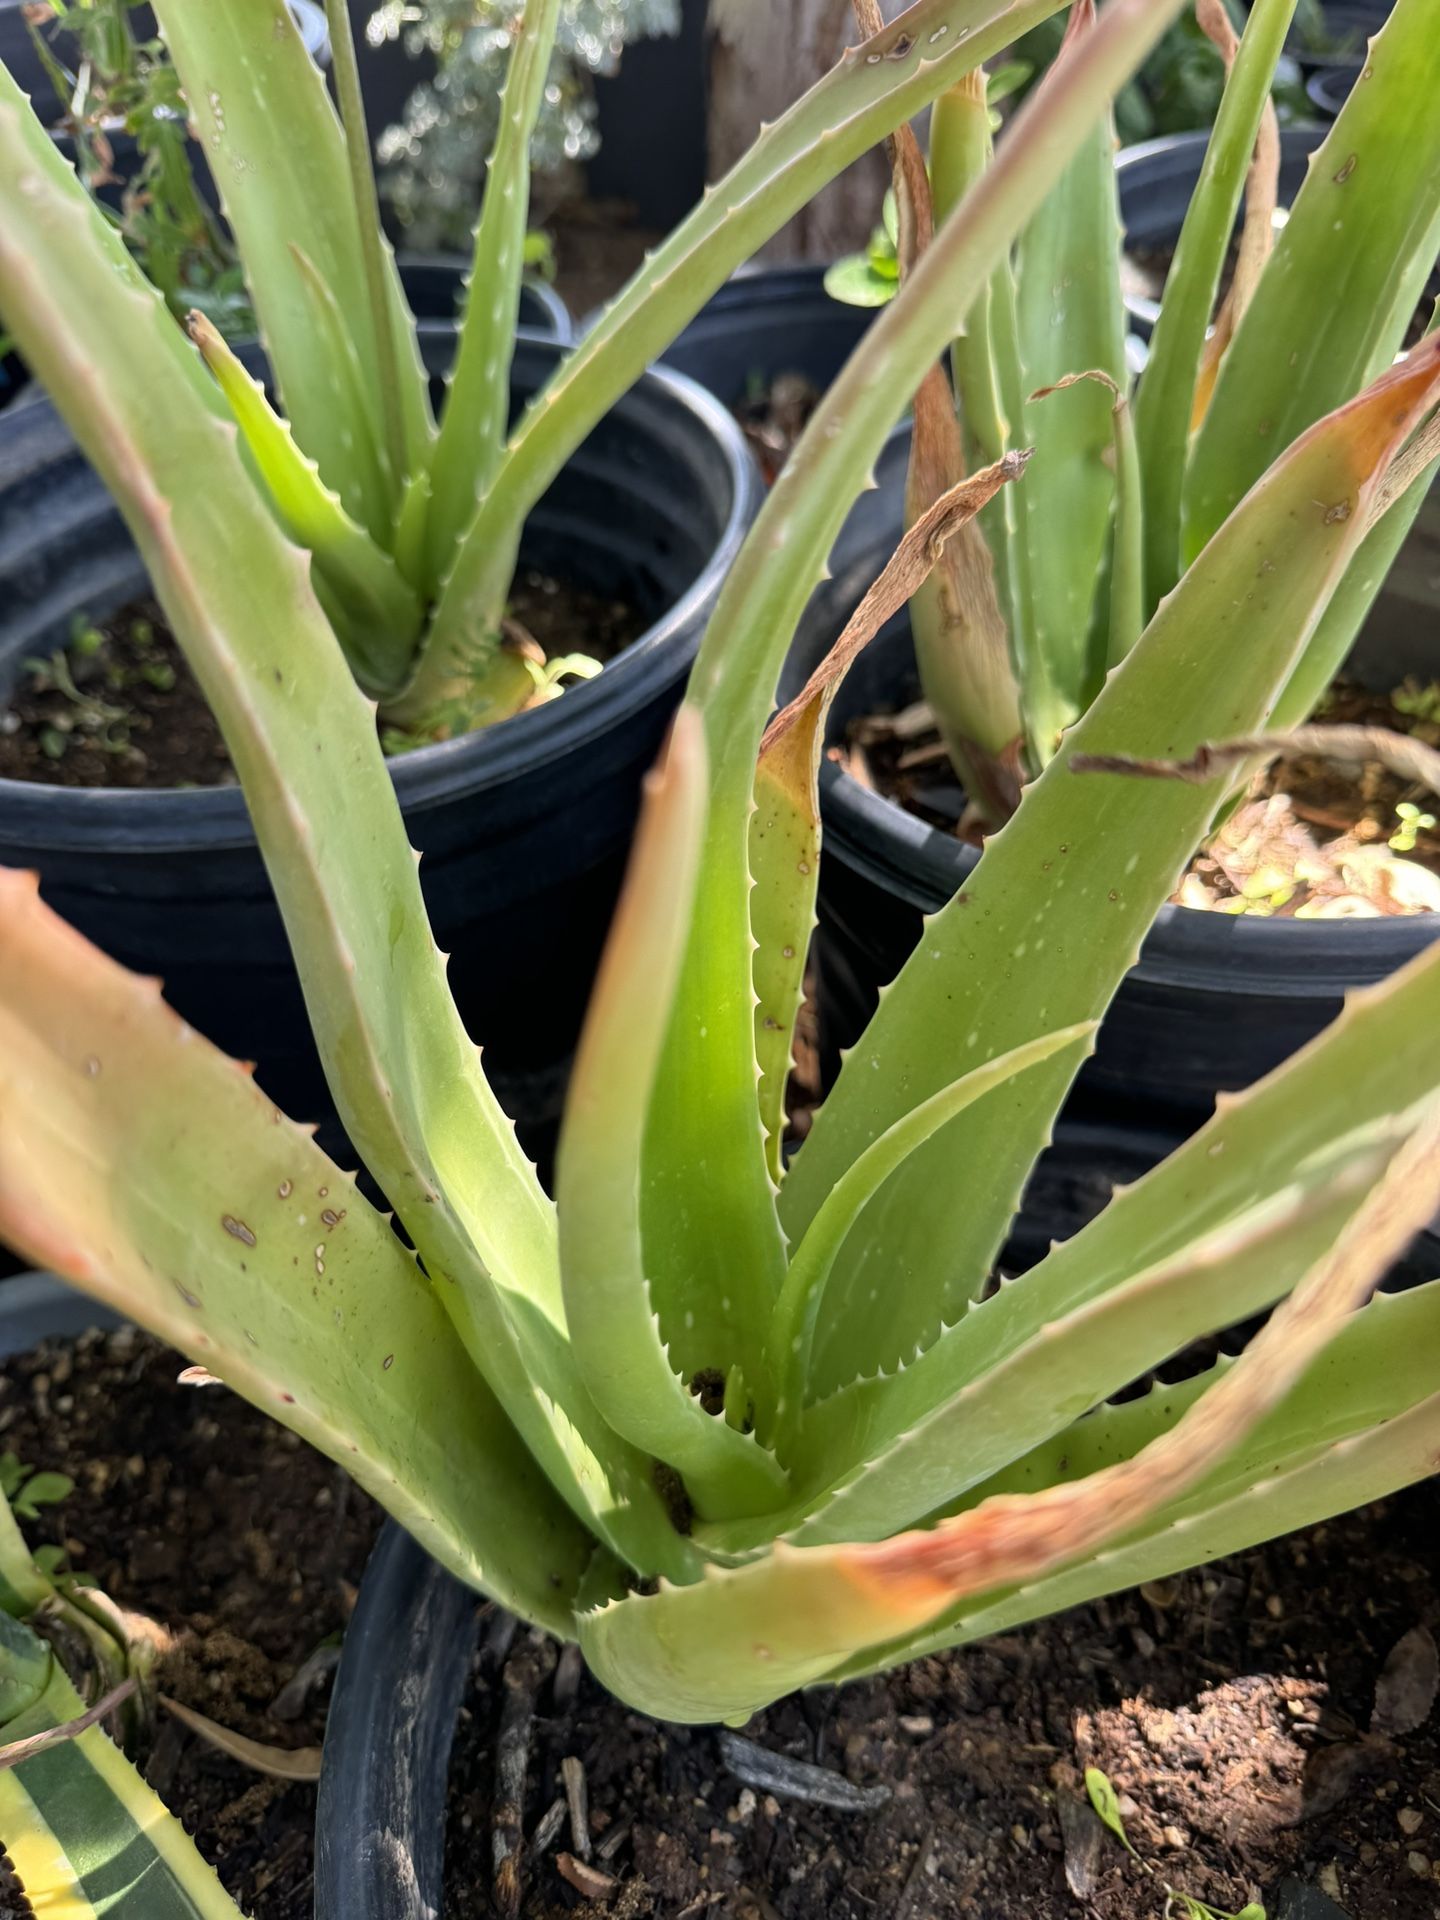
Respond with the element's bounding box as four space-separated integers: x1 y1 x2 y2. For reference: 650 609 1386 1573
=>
761 452 1032 759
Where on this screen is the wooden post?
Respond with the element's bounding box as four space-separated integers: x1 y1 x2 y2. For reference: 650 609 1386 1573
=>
705 0 895 262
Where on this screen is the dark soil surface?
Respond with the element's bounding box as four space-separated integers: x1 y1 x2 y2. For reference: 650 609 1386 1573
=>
0 573 645 790
442 1483 1440 1919
0 1325 381 1919
0 600 232 790
843 676 1440 917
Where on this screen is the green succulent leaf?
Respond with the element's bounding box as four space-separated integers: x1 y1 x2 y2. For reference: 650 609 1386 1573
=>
0 871 596 1627
557 711 789 1521
834 1273 1440 1679
0 87 685 1583
630 0 1195 1442
765 1022 1097 1450
1011 0 1130 752
185 311 425 695
1131 0 1298 611
150 0 433 535
424 0 565 584
584 1091 1440 1723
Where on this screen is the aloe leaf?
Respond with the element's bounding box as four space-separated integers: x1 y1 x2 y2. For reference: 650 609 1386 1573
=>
930 72 1008 475
1010 0 1130 753
928 77 1041 730
1182 0 1440 563
584 1104 1440 1722
403 0 1102 723
861 13 1025 826
423 0 565 586
0 1614 246 1917
150 0 433 532
1271 449 1440 732
1130 0 1297 611
627 0 1192 1430
0 872 596 1625
186 313 424 696
1031 369 1143 671
1187 0 1283 432
780 335 1440 1399
750 699 823 1189
765 1023 1096 1444
779 1123 1398 1545
322 0 413 499
557 712 789 1520
0 93 686 1582
829 1276 1440 1680
908 367 1025 824
750 451 1030 1180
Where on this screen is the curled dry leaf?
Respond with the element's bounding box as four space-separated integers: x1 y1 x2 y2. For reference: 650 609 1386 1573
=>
0 1677 136 1773
159 1693 322 1782
1071 726 1440 801
760 453 1032 760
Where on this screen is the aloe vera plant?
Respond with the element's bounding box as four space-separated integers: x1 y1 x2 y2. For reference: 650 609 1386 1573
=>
826 0 1440 824
3 0 1440 1894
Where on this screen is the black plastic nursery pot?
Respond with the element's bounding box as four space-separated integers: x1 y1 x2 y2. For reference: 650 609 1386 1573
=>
660 263 878 413
1283 0 1387 76
798 428 1440 1126
1306 63 1360 117
313 1139 1440 1920
0 330 758 1143
0 1271 121 1356
396 253 572 347
1 254 568 413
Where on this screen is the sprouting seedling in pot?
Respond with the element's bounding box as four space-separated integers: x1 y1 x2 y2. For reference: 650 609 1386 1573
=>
1085 1766 1266 1919
0 1453 73 1524
1084 1765 1143 1861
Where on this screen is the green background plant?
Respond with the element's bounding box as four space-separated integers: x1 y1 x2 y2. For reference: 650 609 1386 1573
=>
369 0 680 250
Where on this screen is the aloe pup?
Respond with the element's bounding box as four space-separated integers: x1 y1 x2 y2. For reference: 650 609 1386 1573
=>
3 0 1440 1900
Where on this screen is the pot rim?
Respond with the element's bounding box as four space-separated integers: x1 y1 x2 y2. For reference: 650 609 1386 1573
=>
0 1270 123 1357
0 328 759 851
1115 124 1331 338
315 1517 476 1920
